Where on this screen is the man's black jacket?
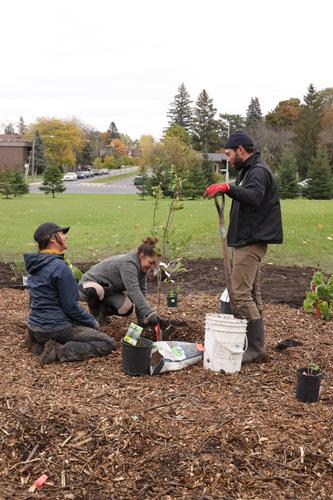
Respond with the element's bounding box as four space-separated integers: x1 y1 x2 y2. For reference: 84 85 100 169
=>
226 152 283 247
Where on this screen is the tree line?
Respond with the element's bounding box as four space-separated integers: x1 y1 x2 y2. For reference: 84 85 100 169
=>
2 81 333 199
155 82 333 199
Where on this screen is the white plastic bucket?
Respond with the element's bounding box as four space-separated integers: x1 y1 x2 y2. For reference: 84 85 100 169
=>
204 314 247 373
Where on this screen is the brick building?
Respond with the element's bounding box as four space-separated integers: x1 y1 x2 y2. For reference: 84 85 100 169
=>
0 134 32 171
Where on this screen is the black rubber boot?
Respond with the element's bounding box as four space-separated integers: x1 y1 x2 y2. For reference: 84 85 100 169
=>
242 318 266 364
38 340 58 366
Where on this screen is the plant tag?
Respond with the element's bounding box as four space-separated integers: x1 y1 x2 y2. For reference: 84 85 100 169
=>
123 323 143 346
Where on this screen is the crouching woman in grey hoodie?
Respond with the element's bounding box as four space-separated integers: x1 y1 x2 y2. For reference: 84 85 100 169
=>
24 222 116 367
79 237 160 327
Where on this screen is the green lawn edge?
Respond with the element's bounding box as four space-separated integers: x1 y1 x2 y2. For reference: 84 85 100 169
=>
0 195 332 273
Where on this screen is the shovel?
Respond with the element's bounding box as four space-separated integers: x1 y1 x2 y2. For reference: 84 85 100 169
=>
213 193 237 315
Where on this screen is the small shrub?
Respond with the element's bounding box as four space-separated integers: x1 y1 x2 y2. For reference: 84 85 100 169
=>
303 271 333 320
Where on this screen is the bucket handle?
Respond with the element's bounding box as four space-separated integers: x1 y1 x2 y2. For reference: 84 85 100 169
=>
243 333 248 353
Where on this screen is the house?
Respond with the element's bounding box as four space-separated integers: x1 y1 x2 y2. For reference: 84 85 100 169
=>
0 134 32 171
200 152 229 180
205 152 227 173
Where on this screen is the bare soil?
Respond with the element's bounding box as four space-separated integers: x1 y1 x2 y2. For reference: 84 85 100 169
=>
0 260 332 499
1 259 319 307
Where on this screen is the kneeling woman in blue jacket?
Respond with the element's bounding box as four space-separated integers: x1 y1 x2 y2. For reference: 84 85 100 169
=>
24 222 115 366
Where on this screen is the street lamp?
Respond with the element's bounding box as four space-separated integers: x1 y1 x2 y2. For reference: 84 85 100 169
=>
225 121 230 182
220 121 230 182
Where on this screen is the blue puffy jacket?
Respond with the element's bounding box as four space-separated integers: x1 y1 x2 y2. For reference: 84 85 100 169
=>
24 252 97 332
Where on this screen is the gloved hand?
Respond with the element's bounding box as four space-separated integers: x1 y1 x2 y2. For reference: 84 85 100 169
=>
147 311 162 326
204 183 230 198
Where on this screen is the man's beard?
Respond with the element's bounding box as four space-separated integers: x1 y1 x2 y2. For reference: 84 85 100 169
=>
233 154 245 171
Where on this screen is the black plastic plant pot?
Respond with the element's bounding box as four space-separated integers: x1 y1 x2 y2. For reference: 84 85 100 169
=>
296 367 322 403
167 295 178 307
121 338 153 376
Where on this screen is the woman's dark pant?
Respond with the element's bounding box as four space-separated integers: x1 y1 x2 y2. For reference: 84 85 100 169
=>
28 325 115 362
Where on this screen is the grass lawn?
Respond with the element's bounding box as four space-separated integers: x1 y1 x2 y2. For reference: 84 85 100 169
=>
87 171 138 184
27 176 43 184
0 195 332 272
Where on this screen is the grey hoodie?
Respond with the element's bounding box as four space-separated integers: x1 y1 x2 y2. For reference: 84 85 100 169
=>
80 252 154 321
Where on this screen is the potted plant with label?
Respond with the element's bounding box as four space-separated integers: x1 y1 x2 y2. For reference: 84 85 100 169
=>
303 271 333 320
167 283 182 307
10 259 28 288
296 361 322 403
158 258 187 308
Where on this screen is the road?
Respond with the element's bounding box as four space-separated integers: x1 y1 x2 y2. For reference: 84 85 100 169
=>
29 171 139 195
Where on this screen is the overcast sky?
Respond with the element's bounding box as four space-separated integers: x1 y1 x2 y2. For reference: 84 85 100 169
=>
1 0 332 140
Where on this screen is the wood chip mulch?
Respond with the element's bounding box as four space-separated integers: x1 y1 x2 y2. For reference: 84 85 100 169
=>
0 289 332 499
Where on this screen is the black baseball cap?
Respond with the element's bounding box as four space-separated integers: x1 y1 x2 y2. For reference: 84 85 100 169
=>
224 130 254 149
34 222 70 244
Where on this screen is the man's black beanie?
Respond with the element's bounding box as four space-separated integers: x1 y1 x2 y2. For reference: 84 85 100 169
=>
224 130 254 149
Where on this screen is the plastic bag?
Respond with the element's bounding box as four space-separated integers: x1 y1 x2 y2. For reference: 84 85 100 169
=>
150 341 203 375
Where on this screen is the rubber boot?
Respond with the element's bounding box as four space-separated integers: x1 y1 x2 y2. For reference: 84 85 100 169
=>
242 318 266 364
38 340 58 366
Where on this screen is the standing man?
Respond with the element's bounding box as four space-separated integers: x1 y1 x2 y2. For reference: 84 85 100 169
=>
24 222 116 366
205 131 283 363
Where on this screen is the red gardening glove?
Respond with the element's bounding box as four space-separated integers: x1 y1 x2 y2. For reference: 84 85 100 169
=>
204 183 230 198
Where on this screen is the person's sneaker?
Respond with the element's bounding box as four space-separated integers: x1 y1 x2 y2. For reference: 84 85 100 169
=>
38 340 58 367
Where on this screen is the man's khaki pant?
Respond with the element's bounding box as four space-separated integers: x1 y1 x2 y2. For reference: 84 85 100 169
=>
231 243 267 320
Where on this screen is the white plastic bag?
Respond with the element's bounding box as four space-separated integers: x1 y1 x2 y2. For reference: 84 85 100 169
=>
150 341 203 375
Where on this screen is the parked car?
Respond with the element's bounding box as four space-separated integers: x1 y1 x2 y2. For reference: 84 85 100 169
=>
63 172 78 181
100 168 109 175
134 175 145 186
77 171 86 179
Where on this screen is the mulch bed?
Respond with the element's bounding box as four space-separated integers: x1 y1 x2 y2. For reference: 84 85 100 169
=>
0 262 332 499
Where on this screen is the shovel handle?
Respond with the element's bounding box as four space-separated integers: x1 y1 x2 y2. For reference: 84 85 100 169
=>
213 193 237 316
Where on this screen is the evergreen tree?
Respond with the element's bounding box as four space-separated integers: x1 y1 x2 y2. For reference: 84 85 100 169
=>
201 155 214 185
39 165 66 198
107 122 120 142
11 171 29 196
245 97 263 131
276 147 299 199
218 113 246 143
303 146 332 199
18 116 26 134
167 83 193 132
182 162 206 199
149 161 173 197
295 84 325 179
192 89 219 152
0 171 14 198
82 141 95 164
136 166 150 200
4 122 15 134
31 130 47 175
